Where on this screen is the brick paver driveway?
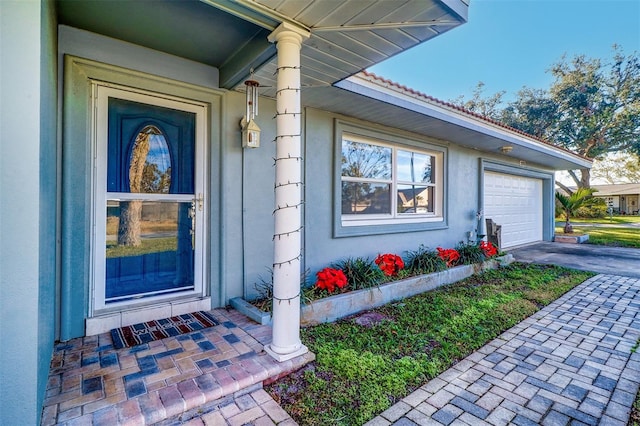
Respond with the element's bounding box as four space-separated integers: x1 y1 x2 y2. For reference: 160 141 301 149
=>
366 274 640 426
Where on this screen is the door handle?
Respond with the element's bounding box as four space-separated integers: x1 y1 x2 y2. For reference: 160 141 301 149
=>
189 200 196 250
196 193 204 211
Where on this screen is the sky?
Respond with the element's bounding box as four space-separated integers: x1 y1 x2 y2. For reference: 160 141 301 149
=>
369 0 640 104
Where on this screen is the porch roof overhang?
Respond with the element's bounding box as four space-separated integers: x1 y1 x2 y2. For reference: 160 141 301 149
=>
301 72 592 171
56 0 468 93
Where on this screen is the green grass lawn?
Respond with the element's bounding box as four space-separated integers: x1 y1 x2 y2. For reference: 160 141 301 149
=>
267 263 594 426
579 227 640 248
556 215 640 224
555 226 640 248
106 237 177 258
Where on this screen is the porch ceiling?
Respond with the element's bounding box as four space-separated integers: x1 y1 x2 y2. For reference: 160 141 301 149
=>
234 0 468 97
56 0 468 92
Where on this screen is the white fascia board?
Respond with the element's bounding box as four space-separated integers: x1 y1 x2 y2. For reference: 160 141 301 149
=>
336 75 592 170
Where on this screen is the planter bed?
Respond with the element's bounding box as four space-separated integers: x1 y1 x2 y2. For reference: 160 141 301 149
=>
231 254 514 327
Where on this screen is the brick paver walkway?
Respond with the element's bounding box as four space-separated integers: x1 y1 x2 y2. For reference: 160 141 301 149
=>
41 308 313 425
366 274 640 426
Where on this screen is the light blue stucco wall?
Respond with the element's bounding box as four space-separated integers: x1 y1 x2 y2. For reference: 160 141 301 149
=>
39 0 59 418
300 107 554 278
236 105 556 300
0 1 58 424
302 108 476 275
220 92 278 301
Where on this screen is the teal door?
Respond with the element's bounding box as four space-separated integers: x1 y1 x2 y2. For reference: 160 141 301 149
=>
94 88 206 308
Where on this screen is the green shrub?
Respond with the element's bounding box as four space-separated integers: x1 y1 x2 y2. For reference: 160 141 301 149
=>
252 268 310 312
405 245 447 275
455 241 485 265
555 193 607 219
332 257 384 290
574 202 607 218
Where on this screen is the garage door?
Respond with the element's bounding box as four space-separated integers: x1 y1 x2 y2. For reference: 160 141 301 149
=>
483 171 543 248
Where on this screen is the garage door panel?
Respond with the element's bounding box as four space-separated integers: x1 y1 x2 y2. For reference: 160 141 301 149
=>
484 171 543 248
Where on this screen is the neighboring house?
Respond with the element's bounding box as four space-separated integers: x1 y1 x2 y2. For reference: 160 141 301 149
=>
0 1 591 423
591 183 640 214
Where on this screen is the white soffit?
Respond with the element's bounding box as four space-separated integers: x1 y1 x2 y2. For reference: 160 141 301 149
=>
229 0 468 97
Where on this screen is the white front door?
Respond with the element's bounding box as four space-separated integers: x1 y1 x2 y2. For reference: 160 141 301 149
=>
92 84 207 314
484 171 543 248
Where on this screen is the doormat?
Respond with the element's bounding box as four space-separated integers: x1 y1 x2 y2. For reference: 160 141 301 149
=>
110 311 218 349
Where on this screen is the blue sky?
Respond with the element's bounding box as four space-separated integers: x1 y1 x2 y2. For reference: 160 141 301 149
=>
369 0 640 104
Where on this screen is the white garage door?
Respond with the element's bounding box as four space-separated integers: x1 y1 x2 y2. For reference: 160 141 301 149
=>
483 171 543 248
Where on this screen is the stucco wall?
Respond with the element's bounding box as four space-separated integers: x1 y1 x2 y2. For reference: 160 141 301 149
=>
220 92 278 301
237 106 555 300
0 1 58 423
301 107 481 279
39 0 59 419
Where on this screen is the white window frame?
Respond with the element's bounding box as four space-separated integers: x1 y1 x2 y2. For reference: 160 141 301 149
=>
333 118 449 238
340 132 444 226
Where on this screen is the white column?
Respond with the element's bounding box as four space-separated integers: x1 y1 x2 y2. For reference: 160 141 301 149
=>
264 22 310 362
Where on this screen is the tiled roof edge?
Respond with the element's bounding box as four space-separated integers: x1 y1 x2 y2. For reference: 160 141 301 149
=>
358 70 590 163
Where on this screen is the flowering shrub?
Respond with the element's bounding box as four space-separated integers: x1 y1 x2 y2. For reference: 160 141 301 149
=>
436 247 460 267
315 267 348 293
333 257 383 290
253 242 507 313
480 241 498 258
374 253 405 276
405 245 447 275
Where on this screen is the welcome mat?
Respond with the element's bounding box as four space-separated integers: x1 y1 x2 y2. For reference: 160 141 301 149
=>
110 311 218 349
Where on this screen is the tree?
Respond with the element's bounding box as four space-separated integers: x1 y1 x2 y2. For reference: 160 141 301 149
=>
545 46 640 188
590 152 640 184
555 188 597 233
501 87 559 140
450 82 506 121
452 46 640 190
118 131 151 247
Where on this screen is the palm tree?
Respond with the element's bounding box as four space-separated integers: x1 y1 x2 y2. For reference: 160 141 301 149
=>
555 188 597 233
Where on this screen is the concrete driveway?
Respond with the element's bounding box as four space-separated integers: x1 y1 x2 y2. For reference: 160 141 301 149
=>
508 241 640 278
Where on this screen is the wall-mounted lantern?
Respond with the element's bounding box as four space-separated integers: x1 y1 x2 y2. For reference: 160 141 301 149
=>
240 79 260 149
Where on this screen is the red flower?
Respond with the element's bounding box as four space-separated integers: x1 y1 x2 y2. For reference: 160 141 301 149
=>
375 253 405 276
436 247 460 267
479 241 498 258
315 267 348 293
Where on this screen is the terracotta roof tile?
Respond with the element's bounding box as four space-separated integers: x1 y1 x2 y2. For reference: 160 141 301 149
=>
359 70 588 161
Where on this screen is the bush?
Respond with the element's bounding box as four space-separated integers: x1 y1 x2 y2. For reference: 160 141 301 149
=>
555 194 607 218
252 268 310 312
332 257 384 291
574 201 607 218
405 245 447 275
455 242 486 265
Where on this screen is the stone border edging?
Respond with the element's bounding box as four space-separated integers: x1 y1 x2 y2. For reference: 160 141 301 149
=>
300 254 514 326
232 255 514 327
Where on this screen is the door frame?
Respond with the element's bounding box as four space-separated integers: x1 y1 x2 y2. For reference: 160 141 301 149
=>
91 83 208 315
61 56 224 339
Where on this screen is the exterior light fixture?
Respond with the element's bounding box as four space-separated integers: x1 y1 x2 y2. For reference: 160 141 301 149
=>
240 79 260 148
500 146 513 154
